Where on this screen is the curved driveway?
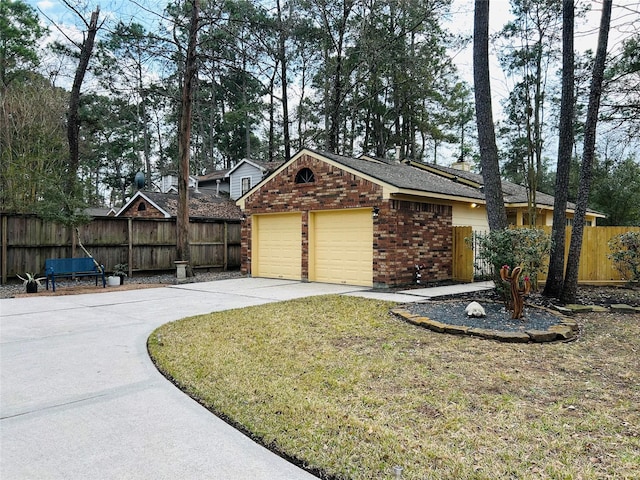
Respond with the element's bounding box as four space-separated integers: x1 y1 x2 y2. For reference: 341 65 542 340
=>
1 278 422 479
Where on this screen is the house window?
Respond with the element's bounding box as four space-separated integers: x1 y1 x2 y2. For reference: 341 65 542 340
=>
137 202 146 211
241 177 251 195
295 168 315 184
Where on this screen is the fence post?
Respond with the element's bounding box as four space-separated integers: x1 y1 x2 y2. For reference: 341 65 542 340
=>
1 215 7 284
128 217 133 277
71 223 77 258
224 221 228 271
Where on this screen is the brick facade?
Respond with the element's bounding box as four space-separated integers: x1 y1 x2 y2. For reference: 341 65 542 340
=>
374 200 452 287
121 196 166 218
241 152 453 287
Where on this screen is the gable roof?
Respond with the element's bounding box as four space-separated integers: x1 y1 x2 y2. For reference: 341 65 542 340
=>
237 148 485 206
116 191 242 219
236 148 604 218
197 169 230 184
224 159 283 178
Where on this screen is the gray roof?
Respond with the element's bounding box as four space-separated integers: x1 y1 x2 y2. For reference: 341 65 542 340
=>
125 191 242 219
316 150 486 200
419 162 572 209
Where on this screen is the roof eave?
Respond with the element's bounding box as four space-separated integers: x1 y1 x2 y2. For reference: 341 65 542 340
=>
115 191 172 218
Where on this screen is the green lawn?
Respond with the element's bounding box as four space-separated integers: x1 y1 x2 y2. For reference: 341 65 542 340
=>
148 295 639 480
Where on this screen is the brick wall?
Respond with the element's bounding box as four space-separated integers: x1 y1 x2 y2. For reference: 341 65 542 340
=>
374 200 452 287
120 197 166 218
242 152 453 287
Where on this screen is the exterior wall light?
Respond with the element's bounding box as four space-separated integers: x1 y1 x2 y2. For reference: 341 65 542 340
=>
372 206 380 218
470 203 478 209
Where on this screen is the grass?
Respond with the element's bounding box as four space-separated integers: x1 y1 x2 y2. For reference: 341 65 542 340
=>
148 295 640 479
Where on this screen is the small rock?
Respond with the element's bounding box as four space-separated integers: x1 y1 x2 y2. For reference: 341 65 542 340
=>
560 319 579 331
468 328 498 339
552 305 574 315
444 324 470 335
610 304 637 313
494 331 530 343
564 304 594 313
424 320 446 333
590 305 609 312
526 330 558 342
549 325 575 340
465 301 486 317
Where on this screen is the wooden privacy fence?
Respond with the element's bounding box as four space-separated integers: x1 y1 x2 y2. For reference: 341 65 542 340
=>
452 225 640 284
0 214 241 283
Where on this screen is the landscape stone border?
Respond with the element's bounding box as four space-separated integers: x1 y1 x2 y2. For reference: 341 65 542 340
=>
391 302 578 343
554 303 640 315
392 301 639 343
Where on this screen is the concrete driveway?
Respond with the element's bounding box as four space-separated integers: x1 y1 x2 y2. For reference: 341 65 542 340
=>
1 278 425 479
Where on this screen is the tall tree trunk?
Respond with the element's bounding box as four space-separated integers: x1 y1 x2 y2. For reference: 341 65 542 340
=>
65 6 100 203
176 0 199 272
277 0 291 162
561 0 612 303
544 0 574 298
268 63 277 163
473 0 507 231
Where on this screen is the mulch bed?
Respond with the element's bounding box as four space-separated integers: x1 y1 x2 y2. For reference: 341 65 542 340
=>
406 300 561 333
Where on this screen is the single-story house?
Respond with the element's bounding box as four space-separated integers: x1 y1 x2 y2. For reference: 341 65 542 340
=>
236 149 603 288
116 190 242 219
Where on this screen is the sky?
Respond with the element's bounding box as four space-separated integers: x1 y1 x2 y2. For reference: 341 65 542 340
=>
30 0 639 98
27 0 640 160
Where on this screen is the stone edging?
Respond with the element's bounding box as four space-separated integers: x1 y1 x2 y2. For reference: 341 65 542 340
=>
391 303 578 343
554 303 640 315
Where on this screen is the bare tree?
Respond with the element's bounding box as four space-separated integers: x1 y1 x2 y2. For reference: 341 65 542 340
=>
473 0 507 231
561 0 613 303
176 0 199 273
544 0 574 298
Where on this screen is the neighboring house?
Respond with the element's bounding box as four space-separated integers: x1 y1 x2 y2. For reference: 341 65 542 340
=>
236 149 603 288
85 207 117 217
197 169 231 196
225 159 282 200
160 174 199 193
116 190 242 219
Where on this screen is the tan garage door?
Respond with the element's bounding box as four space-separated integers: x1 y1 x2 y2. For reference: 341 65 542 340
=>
310 209 373 286
253 213 301 280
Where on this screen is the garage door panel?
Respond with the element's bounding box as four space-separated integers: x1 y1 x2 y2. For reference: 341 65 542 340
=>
253 214 301 280
311 209 373 286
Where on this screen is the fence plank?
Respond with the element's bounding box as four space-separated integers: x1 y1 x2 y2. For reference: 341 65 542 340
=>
452 226 474 282
0 214 241 282
453 225 640 285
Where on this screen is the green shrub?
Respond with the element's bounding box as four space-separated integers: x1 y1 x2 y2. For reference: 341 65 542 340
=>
473 228 551 291
608 231 640 284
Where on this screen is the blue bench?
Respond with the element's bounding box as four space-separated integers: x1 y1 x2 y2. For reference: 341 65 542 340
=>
45 258 106 292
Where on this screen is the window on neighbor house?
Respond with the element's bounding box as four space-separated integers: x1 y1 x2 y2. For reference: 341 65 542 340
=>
295 168 315 184
241 177 251 195
137 202 146 211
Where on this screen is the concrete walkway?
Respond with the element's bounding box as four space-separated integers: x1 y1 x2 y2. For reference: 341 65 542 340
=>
0 278 492 479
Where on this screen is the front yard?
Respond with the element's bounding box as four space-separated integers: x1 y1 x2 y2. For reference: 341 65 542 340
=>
148 295 639 480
